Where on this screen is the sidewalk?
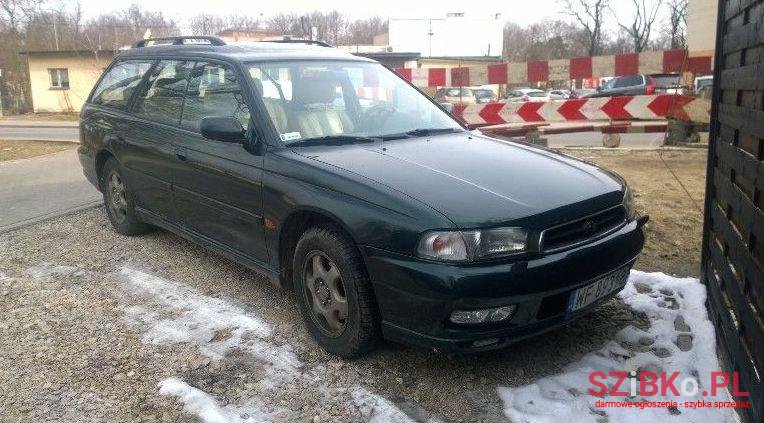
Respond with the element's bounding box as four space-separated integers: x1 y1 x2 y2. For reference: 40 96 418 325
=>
0 149 101 232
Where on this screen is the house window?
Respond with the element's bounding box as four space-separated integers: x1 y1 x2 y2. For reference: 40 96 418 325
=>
48 68 69 89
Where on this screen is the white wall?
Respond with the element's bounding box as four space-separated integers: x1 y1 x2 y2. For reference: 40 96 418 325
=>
388 13 503 57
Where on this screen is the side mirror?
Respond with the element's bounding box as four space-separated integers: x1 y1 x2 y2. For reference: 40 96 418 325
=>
200 116 246 143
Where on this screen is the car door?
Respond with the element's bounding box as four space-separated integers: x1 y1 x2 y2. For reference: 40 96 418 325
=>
172 60 269 264
85 59 179 217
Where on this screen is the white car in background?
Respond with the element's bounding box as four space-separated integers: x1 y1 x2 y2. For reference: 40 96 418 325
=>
505 88 550 102
547 89 572 99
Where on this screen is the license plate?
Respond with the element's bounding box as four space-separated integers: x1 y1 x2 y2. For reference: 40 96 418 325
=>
567 267 630 312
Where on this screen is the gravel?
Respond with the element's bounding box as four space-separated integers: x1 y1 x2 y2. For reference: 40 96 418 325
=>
0 207 647 422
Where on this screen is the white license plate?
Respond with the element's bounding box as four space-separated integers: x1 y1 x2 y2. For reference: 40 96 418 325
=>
567 267 630 312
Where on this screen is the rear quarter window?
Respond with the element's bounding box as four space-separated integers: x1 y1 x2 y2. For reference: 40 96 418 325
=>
90 60 154 110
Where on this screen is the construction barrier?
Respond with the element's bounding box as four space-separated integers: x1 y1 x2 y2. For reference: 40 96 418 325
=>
395 49 713 87
452 95 711 127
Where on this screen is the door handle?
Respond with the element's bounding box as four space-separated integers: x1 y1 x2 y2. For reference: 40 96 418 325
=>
176 152 187 161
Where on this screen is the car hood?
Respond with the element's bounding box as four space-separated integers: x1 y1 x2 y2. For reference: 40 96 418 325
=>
293 132 624 229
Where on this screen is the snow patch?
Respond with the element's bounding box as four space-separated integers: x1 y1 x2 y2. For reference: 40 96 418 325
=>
497 270 737 423
25 262 79 278
158 377 289 422
351 387 415 423
116 266 421 421
118 267 300 382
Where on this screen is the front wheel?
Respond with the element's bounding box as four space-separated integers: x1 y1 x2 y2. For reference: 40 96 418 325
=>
293 226 380 358
101 157 152 236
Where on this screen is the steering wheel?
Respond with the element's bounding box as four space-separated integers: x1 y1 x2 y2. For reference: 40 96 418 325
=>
359 102 396 130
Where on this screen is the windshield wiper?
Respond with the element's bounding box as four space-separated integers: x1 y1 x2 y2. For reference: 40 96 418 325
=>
380 127 463 140
286 135 379 147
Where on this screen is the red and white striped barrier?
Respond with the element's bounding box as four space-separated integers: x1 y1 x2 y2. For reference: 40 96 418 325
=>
395 49 713 87
452 94 711 126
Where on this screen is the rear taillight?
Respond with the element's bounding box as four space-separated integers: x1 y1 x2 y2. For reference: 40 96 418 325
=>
646 76 656 94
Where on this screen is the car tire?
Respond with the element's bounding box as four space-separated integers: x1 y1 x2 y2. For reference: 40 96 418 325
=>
292 225 380 358
101 157 152 236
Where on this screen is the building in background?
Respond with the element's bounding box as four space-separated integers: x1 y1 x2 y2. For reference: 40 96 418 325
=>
388 13 503 58
686 0 718 58
21 50 114 113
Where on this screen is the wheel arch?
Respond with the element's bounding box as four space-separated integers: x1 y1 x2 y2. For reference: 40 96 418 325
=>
277 207 364 289
94 148 117 190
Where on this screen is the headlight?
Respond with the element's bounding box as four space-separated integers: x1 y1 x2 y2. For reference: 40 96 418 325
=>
623 187 637 219
417 227 528 262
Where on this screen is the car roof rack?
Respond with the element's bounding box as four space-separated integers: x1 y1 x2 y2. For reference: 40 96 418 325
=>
132 36 227 48
265 39 332 48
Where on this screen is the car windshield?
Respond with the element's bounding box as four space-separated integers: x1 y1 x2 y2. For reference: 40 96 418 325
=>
247 61 463 146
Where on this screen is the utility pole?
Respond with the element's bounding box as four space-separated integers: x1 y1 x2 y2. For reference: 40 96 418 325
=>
427 20 434 57
53 21 60 51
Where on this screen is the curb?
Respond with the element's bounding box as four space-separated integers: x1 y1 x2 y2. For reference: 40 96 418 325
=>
0 201 102 234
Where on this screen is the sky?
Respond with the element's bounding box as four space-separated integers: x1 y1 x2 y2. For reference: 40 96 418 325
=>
75 0 670 35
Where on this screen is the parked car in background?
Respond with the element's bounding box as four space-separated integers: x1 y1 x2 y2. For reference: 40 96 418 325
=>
473 88 498 103
650 73 689 95
506 88 549 102
694 75 713 99
435 86 496 105
547 89 572 100
585 74 657 97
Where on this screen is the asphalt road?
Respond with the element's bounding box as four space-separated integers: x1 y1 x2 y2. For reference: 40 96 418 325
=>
0 149 101 232
0 125 79 142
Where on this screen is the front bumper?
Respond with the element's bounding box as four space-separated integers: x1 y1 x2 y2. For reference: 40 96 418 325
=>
361 218 646 352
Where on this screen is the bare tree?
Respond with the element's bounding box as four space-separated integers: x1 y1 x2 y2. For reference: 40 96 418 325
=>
617 0 663 52
560 0 610 56
345 16 386 45
665 0 687 49
266 13 301 35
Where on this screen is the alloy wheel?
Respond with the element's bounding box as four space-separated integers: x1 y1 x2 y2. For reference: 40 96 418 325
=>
107 171 128 224
302 251 348 337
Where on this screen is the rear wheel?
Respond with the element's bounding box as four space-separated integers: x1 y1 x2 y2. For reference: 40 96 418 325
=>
101 157 152 235
293 226 380 357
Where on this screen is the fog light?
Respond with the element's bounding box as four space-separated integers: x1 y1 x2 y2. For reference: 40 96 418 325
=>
449 305 516 325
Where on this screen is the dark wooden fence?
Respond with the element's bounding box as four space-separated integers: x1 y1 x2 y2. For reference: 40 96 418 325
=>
701 0 763 421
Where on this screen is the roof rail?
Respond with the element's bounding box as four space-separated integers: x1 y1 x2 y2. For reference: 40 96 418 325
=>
132 36 226 48
266 39 332 48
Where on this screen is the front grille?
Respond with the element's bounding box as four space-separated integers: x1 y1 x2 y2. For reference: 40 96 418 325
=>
541 206 627 252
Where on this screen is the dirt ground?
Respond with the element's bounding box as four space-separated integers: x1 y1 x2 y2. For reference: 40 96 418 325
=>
0 139 77 162
561 148 708 277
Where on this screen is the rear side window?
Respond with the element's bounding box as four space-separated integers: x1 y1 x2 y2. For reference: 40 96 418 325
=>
91 60 153 110
614 75 644 88
181 62 250 132
133 60 192 126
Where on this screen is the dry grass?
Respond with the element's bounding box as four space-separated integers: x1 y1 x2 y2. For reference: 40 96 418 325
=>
0 139 77 162
562 148 708 277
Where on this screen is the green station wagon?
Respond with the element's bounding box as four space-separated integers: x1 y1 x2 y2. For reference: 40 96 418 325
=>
79 36 647 357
